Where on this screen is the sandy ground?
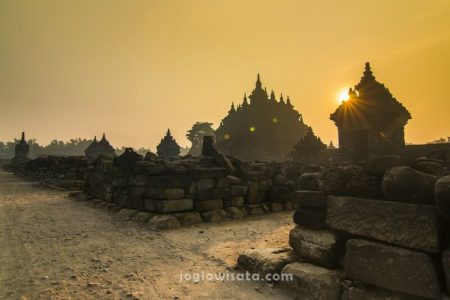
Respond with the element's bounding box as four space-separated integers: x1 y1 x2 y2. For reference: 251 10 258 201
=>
0 170 296 300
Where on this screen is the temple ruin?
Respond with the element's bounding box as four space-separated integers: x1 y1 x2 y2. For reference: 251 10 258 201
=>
84 134 116 158
156 129 181 158
330 63 412 159
13 132 30 163
215 74 309 161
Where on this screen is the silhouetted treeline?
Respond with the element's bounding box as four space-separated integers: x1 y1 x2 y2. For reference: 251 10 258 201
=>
0 138 94 159
0 138 187 159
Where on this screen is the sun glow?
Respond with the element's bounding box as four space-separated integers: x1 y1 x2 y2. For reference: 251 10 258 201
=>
338 88 350 103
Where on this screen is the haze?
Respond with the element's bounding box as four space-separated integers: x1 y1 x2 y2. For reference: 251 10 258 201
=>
1 0 449 150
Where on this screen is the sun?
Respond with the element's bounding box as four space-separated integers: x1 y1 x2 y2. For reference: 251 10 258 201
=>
338 88 350 104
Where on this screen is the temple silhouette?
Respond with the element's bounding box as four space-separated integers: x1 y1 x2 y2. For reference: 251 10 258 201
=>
13 132 30 162
156 129 181 158
330 63 412 159
215 74 309 161
84 134 116 158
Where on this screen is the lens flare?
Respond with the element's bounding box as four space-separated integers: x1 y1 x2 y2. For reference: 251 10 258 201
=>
338 88 350 103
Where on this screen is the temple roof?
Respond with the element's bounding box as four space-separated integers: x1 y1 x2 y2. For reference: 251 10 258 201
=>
215 74 309 161
156 129 181 157
330 62 411 131
84 134 116 158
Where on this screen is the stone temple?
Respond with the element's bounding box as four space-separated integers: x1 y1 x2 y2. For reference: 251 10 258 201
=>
13 132 30 162
84 134 116 158
156 129 181 158
330 63 411 159
215 74 309 161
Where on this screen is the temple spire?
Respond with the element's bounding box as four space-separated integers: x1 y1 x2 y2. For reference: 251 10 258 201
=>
362 62 375 81
255 73 262 89
21 132 25 142
286 96 292 106
279 93 285 104
243 93 249 106
101 133 106 140
270 90 276 102
166 128 171 136
229 102 236 114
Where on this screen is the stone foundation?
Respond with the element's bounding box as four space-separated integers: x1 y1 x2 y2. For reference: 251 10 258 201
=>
237 155 450 299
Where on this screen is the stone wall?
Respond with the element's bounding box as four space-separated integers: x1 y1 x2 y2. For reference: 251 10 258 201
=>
83 155 311 223
5 156 90 190
6 152 335 224
238 155 450 299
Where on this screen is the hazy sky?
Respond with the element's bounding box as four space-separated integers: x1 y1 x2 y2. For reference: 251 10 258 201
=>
1 0 449 150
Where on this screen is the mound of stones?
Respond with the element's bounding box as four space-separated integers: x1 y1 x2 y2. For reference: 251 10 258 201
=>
79 149 328 226
7 156 90 190
237 155 450 299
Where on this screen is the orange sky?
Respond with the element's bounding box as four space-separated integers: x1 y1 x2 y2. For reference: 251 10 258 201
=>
1 0 449 150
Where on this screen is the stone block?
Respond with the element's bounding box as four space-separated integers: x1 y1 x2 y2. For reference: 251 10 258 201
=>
196 188 212 200
367 155 415 177
144 199 193 213
289 226 341 268
435 176 450 221
326 196 441 253
147 215 181 230
147 176 192 188
269 202 284 212
128 186 146 198
268 186 290 202
246 182 259 203
216 177 230 188
296 173 320 191
345 239 441 299
193 167 228 179
227 175 242 185
127 197 145 210
237 248 296 277
223 196 245 207
320 164 371 198
291 190 326 209
231 185 248 196
246 204 264 215
188 182 197 194
195 199 223 212
240 170 264 182
258 179 273 192
197 178 215 189
274 174 288 185
342 282 425 300
201 209 227 222
226 206 247 219
128 175 147 186
293 208 326 229
210 188 230 199
281 262 341 300
416 161 444 176
112 177 128 187
382 166 437 205
145 187 185 200
175 211 202 226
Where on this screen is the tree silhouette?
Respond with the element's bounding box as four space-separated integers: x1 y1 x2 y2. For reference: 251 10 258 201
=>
186 122 215 156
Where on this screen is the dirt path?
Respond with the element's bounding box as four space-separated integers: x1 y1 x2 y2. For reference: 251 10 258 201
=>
0 170 296 300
